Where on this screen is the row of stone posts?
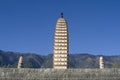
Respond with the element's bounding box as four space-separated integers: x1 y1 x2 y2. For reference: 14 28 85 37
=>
17 56 105 69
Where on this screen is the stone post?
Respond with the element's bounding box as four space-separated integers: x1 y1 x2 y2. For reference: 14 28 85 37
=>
99 56 104 69
17 56 23 68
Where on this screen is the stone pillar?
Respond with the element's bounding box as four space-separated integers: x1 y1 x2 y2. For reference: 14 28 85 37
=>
17 56 23 68
99 56 104 69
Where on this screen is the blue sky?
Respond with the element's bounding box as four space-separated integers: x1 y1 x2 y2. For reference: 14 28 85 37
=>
0 0 120 55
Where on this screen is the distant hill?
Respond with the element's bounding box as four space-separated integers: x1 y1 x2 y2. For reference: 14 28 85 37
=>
0 50 120 68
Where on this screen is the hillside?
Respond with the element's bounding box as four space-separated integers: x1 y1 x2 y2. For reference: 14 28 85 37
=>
0 50 120 68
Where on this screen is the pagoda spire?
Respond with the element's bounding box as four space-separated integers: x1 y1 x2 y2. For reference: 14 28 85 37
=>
61 12 63 18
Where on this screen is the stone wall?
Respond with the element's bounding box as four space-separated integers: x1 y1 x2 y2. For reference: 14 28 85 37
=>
0 68 120 80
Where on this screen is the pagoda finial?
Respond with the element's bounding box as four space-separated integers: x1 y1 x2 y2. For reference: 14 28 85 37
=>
61 12 63 18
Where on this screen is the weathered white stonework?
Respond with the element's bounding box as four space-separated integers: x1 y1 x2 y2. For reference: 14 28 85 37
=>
17 56 23 68
99 56 104 69
53 13 68 69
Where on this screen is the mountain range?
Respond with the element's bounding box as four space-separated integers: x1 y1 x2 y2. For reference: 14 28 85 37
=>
0 50 120 68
